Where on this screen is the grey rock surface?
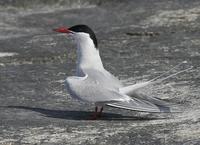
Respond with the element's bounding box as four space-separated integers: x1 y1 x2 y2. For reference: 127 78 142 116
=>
0 0 200 144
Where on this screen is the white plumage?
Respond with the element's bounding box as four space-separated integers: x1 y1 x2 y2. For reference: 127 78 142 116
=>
54 25 192 116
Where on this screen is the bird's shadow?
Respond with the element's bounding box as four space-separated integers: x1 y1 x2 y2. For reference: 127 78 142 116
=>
2 106 166 121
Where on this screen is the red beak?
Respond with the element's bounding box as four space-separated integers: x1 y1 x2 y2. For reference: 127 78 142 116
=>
53 26 71 33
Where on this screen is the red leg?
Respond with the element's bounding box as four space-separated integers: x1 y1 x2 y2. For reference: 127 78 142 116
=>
89 106 104 120
89 106 98 120
97 107 103 117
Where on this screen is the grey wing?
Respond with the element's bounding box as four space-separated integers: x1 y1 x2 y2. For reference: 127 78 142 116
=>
83 68 123 89
79 86 130 103
78 72 180 112
107 92 181 113
66 70 128 103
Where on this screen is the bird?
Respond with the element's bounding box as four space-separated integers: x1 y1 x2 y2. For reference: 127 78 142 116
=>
53 24 192 119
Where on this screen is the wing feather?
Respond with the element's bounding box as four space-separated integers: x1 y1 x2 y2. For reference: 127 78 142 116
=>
107 92 181 113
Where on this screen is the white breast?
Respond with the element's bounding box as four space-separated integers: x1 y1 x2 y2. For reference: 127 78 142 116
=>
73 32 104 75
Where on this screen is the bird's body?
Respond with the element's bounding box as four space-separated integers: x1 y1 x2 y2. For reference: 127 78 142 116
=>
53 24 191 118
65 30 124 103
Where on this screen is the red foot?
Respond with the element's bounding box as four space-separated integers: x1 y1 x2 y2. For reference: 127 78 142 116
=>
88 106 103 120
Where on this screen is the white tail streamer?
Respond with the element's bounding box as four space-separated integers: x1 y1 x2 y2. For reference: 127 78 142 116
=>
149 61 188 82
120 61 193 95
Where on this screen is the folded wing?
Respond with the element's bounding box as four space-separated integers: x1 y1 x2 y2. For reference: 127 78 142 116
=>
107 92 181 113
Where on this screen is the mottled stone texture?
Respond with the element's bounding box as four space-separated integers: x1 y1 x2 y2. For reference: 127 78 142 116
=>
0 0 200 145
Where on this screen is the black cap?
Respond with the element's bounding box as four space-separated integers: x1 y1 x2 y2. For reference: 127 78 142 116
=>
69 25 98 48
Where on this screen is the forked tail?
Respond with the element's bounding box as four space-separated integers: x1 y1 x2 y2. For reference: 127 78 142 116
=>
120 61 193 95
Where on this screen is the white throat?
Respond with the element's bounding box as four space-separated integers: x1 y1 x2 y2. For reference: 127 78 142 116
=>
74 33 104 75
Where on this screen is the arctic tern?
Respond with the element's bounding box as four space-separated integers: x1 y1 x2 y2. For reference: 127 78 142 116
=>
53 24 192 119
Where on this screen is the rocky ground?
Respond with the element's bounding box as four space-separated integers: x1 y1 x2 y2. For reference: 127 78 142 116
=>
0 0 200 144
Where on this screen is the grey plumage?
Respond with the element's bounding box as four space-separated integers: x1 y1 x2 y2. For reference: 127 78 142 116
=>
54 24 189 113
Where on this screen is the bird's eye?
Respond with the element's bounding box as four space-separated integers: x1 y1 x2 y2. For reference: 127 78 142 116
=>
69 31 75 34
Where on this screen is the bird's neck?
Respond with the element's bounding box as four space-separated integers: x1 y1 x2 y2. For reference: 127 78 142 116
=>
76 38 104 75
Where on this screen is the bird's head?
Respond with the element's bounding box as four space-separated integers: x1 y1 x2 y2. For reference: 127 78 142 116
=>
53 24 98 48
